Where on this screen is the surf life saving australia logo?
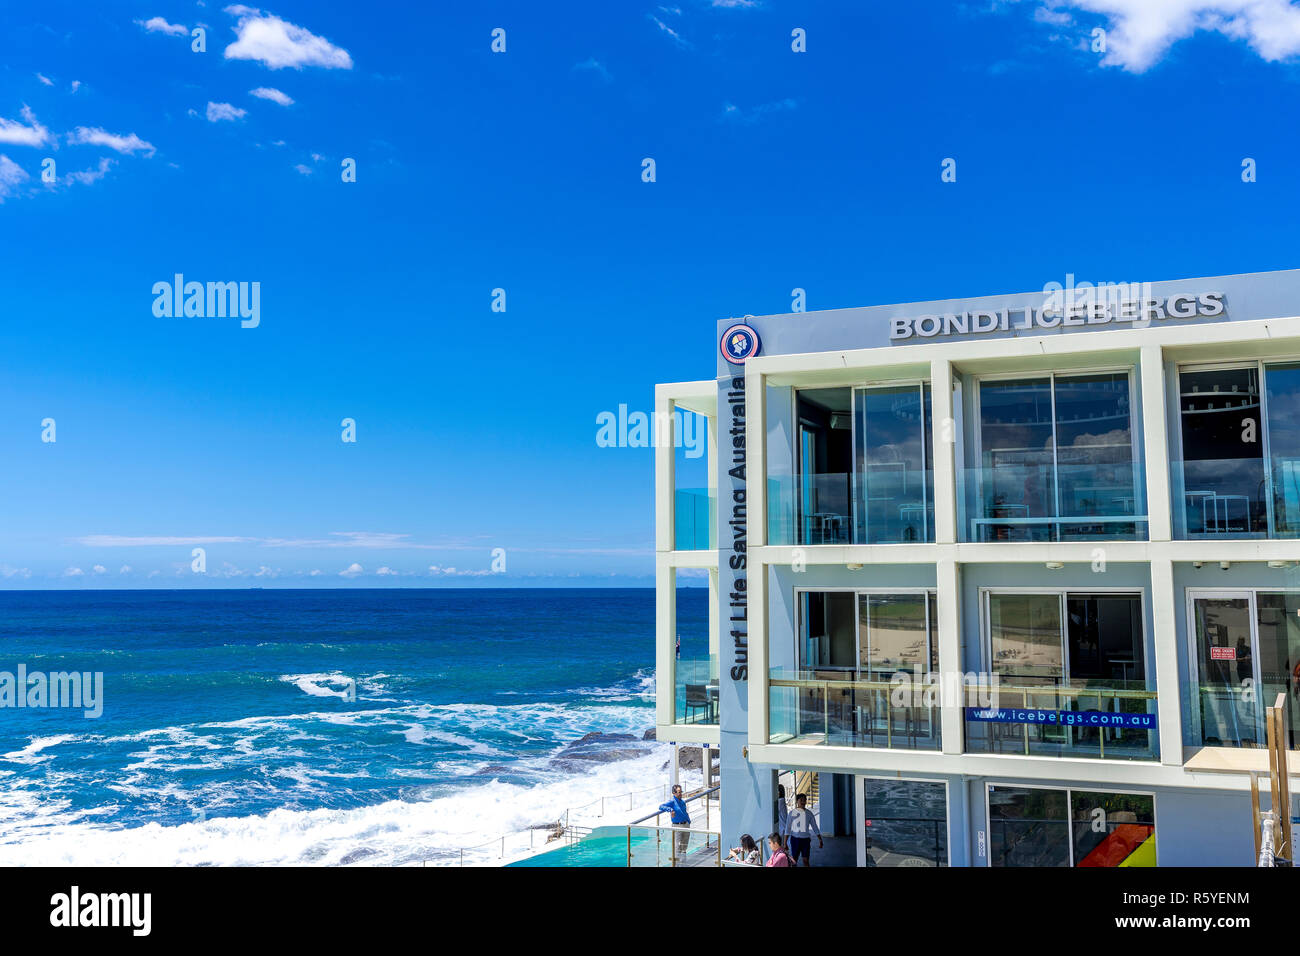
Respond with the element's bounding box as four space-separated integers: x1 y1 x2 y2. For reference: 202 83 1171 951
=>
720 323 760 365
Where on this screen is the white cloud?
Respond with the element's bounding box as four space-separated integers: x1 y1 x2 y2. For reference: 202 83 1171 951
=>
136 16 188 36
205 101 247 122
35 73 53 86
249 86 294 105
712 0 758 6
1030 1 1300 71
223 6 353 69
63 567 85 577
376 566 397 575
308 569 322 576
65 156 115 186
339 562 363 578
0 106 51 147
721 97 798 124
76 535 249 546
0 564 31 579
119 565 132 574
573 58 612 81
0 155 29 201
69 80 80 94
649 14 691 47
68 127 156 156
293 163 312 175
92 565 107 574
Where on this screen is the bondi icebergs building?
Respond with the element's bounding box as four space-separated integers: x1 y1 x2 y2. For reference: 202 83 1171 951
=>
655 269 1300 867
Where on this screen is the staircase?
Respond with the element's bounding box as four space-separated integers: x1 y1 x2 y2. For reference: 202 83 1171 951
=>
795 770 819 808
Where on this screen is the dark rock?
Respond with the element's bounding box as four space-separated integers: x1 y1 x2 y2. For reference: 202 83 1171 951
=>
549 730 655 773
338 847 379 865
643 728 657 741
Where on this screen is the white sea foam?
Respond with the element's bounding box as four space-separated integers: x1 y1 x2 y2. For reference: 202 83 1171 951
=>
280 673 356 699
0 749 696 867
1 735 79 765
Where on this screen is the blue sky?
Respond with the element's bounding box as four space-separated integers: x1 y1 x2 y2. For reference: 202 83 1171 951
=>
2 0 1300 587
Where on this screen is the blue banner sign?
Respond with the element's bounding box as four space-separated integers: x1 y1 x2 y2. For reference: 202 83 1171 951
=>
965 707 1157 730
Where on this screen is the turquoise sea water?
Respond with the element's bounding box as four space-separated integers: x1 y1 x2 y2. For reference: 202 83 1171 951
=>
0 588 707 866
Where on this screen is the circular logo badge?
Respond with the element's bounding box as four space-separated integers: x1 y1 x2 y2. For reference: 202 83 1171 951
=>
720 324 761 365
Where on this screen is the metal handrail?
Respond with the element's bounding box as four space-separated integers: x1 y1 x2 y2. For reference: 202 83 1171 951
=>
420 781 680 866
962 682 1158 701
626 785 722 868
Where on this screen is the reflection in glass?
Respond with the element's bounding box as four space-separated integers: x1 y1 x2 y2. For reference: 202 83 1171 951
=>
1266 363 1300 537
859 593 929 679
1070 791 1156 867
987 786 1070 867
1054 373 1137 539
1256 592 1300 749
854 384 933 543
1179 367 1266 536
1193 596 1257 747
862 778 947 867
979 378 1055 542
988 593 1064 684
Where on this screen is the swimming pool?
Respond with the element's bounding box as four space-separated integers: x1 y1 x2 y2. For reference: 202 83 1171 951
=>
507 826 716 867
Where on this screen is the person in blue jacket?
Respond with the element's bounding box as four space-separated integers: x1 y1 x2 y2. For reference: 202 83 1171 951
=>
660 784 691 860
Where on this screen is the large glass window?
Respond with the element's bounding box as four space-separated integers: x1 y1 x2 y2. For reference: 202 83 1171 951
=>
853 383 934 543
862 778 947 867
770 590 939 750
987 786 1155 867
968 591 1156 761
1177 361 1300 538
1267 363 1300 536
973 371 1142 542
795 388 853 545
1191 590 1300 748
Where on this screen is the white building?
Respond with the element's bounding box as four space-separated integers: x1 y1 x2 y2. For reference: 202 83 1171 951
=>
656 270 1300 866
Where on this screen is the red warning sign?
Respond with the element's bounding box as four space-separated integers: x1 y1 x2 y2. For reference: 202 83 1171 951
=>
1210 647 1236 661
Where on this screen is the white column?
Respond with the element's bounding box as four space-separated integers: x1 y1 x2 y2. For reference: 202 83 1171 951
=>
656 563 675 729
1139 344 1173 542
930 359 958 545
1150 558 1185 765
671 744 680 788
655 389 674 553
936 558 964 755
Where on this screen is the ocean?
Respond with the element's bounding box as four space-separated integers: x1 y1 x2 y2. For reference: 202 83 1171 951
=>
0 588 708 866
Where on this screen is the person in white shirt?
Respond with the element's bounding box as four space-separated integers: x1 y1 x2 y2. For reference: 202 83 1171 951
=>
776 784 790 849
786 793 822 866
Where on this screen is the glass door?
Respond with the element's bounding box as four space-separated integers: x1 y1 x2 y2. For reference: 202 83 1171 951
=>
1191 593 1261 747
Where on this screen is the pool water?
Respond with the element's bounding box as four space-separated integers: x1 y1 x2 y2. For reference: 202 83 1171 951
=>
508 826 715 867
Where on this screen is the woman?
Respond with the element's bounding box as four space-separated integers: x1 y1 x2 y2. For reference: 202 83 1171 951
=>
726 833 761 866
765 832 792 867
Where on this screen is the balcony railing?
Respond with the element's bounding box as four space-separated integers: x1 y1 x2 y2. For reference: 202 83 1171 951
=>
674 657 718 726
766 474 934 546
768 668 941 750
674 488 716 550
961 464 1148 543
963 680 1159 761
1173 457 1300 538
